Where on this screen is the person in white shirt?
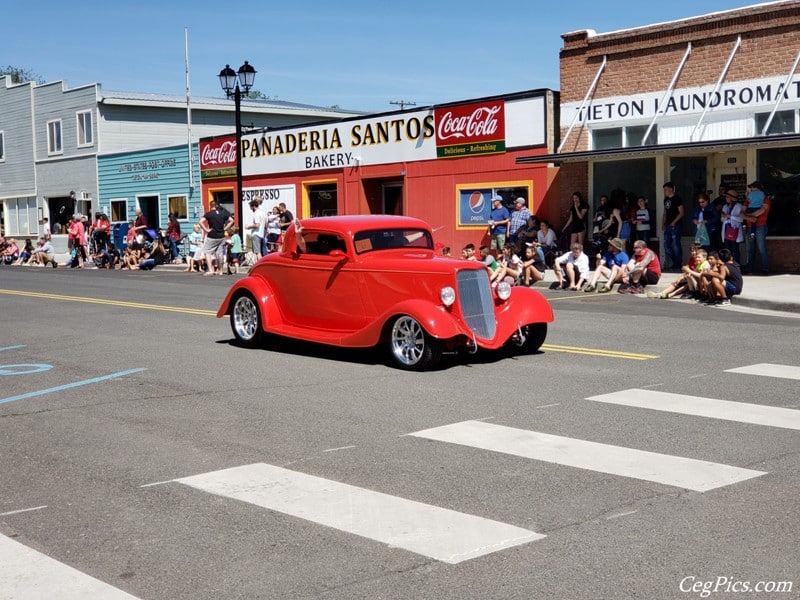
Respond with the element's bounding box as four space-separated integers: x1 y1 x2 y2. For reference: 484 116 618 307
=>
245 200 266 260
552 243 590 291
31 237 58 268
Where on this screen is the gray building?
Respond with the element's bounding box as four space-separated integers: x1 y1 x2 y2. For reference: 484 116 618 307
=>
0 75 359 246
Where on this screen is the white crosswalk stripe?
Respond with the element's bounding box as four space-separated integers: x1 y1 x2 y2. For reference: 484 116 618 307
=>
408 420 765 492
175 463 545 564
586 388 800 430
725 363 800 380
0 533 141 599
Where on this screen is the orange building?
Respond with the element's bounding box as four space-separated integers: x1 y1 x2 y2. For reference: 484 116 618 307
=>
200 90 560 255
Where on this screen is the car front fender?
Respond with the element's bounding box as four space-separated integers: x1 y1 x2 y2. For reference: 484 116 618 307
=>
216 276 282 326
374 299 469 343
492 287 554 343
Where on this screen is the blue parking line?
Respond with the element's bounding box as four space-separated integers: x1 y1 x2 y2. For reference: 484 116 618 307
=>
0 345 26 352
0 368 146 405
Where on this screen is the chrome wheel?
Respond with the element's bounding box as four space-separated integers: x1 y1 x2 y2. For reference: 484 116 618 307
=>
231 292 262 347
388 315 441 370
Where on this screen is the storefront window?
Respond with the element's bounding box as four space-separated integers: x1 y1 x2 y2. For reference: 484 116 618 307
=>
3 198 38 237
755 110 796 136
758 147 800 236
593 126 657 150
168 195 188 220
308 184 337 216
593 159 657 213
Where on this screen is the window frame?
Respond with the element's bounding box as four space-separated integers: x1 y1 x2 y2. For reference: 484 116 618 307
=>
47 119 63 155
0 130 5 161
168 194 188 220
76 110 94 147
110 199 129 224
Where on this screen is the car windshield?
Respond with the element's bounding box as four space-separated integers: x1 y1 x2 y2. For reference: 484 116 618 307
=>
353 228 433 254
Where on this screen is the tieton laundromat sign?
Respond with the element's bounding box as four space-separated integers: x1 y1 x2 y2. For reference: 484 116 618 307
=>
200 99 512 178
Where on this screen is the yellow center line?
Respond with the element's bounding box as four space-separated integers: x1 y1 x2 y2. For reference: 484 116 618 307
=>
0 289 217 316
541 344 659 360
2 289 658 360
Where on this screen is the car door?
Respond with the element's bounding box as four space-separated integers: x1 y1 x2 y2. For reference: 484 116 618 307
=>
271 232 367 331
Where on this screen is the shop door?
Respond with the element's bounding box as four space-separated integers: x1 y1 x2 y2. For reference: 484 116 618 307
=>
138 196 160 230
383 183 404 215
48 195 76 234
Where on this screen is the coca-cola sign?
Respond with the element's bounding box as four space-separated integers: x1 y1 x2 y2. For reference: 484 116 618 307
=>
435 100 505 158
201 137 237 169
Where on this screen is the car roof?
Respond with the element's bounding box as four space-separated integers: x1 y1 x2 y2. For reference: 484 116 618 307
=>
297 215 431 237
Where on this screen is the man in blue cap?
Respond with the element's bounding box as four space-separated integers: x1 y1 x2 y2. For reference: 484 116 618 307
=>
488 196 510 252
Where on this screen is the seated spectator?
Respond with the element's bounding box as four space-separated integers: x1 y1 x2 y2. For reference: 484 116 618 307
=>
520 244 544 286
479 245 498 274
2 238 20 265
13 238 34 265
462 243 478 261
647 246 708 299
552 243 590 290
121 242 142 270
138 239 167 270
93 243 121 269
491 243 523 286
584 238 629 293
700 248 743 306
618 239 662 294
30 237 58 268
516 215 541 251
532 220 558 266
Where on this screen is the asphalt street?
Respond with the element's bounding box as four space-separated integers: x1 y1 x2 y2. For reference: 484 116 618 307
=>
0 267 798 600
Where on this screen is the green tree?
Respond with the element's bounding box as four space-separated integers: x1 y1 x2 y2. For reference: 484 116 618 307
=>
0 65 46 85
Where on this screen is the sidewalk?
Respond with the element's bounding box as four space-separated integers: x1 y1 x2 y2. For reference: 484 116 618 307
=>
50 253 800 314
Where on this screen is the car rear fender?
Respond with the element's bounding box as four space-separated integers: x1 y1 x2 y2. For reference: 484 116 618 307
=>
216 277 282 325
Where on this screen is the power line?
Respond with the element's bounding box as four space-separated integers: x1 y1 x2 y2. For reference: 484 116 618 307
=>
390 100 417 111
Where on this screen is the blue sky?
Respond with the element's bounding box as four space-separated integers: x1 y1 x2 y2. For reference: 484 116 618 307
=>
5 1 763 112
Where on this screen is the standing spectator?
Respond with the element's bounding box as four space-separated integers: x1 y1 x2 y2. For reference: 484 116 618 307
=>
40 217 52 240
245 200 265 260
743 182 770 274
67 214 87 268
200 200 234 276
91 212 111 252
592 195 610 237
277 202 294 248
184 224 204 272
226 226 243 274
691 193 715 251
552 243 590 291
721 189 743 264
166 213 183 263
508 197 531 248
133 208 148 241
661 181 684 270
488 196 510 252
266 206 282 253
561 192 589 247
634 196 652 244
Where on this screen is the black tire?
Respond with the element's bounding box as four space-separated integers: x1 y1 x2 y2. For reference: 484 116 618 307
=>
387 315 442 371
230 291 263 348
510 323 547 354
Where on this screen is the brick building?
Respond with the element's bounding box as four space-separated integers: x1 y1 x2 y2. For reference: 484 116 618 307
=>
519 0 800 272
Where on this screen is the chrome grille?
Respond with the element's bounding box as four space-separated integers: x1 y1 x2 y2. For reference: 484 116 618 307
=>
456 269 496 339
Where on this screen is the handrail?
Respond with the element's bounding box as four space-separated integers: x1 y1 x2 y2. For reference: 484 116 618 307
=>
690 36 741 142
761 46 800 135
642 42 692 146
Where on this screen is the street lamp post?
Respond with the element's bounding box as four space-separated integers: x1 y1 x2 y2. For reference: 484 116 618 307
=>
218 61 256 233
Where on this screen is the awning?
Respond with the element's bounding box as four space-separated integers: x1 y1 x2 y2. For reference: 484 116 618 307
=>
517 132 800 165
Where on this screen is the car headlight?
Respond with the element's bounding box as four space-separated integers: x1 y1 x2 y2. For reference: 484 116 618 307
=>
496 281 512 300
440 286 456 307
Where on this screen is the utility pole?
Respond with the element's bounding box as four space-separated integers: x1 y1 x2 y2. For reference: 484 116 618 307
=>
390 100 417 111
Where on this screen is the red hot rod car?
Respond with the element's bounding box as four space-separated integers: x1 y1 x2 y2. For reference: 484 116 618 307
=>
217 215 554 370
